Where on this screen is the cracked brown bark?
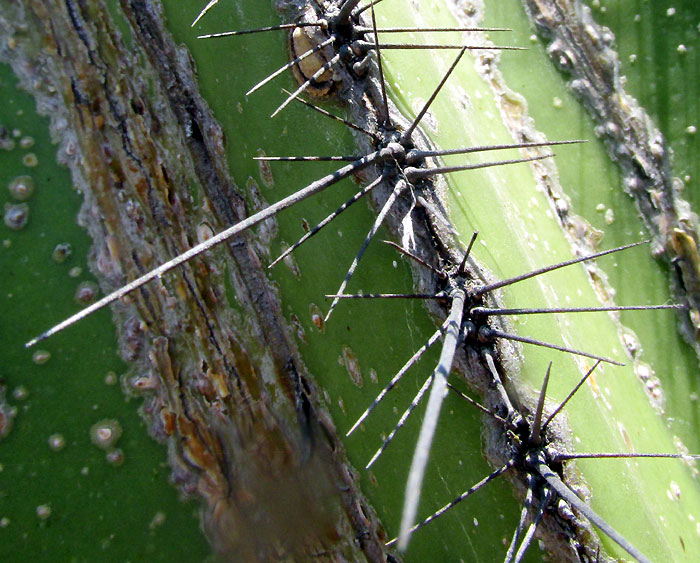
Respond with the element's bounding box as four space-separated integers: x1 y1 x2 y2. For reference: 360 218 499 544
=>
0 0 390 560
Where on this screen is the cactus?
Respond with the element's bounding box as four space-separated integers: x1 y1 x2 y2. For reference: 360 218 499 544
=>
1 0 699 562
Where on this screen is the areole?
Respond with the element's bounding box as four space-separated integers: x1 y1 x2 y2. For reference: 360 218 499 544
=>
289 23 337 96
